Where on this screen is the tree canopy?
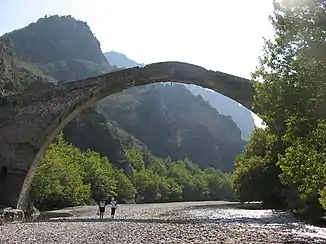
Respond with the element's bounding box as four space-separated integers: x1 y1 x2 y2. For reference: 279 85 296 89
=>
31 133 234 211
233 0 326 219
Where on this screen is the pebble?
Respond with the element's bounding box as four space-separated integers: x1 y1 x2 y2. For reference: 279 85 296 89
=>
0 202 325 244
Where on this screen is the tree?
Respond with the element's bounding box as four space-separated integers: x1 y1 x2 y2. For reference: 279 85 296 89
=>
148 156 167 175
253 0 326 136
278 123 326 218
233 129 286 207
31 133 90 210
204 168 233 200
234 0 326 217
166 178 183 202
131 169 158 203
166 160 208 201
113 168 137 203
33 138 237 209
32 133 119 209
82 150 117 201
126 149 145 171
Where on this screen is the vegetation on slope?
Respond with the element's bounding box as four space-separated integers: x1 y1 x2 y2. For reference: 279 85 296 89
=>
233 0 326 219
0 38 54 95
185 84 255 141
2 15 113 82
98 84 245 172
31 134 233 211
63 107 151 171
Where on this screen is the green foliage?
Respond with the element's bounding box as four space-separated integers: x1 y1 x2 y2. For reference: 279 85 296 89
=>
82 150 117 201
131 169 166 203
278 123 326 218
31 133 91 210
166 160 208 201
32 134 234 210
31 132 135 210
148 156 167 175
125 149 145 171
234 0 326 218
205 169 234 200
135 158 234 203
320 186 326 210
233 129 285 207
113 168 137 203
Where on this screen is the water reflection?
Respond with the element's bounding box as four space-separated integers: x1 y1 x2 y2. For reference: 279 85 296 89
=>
182 204 326 240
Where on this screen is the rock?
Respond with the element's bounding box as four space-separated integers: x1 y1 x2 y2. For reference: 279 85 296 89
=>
0 207 25 224
0 202 325 243
0 39 17 97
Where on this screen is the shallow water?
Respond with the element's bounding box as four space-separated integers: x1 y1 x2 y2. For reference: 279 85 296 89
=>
180 204 326 240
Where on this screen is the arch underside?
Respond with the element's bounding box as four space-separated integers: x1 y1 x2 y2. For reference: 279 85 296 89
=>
0 61 254 209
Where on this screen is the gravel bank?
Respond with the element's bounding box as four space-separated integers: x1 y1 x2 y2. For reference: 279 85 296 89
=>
0 201 325 244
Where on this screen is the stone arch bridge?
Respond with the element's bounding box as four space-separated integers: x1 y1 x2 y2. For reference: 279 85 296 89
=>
0 61 255 210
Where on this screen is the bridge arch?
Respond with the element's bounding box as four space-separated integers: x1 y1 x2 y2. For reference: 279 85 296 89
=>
0 61 255 209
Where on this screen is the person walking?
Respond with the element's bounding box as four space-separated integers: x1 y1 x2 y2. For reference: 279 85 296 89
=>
98 200 106 219
110 197 118 219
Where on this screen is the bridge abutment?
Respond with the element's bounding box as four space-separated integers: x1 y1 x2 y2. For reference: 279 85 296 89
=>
0 166 28 208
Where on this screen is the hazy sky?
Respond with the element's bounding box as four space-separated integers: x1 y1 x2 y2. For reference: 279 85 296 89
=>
1 0 275 79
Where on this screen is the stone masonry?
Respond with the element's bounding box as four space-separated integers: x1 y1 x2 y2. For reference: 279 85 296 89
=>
0 61 255 210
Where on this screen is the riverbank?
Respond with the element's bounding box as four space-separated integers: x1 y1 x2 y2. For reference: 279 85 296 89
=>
1 201 325 243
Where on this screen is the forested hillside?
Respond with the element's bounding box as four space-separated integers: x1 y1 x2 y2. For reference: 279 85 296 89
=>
185 85 255 140
97 84 245 172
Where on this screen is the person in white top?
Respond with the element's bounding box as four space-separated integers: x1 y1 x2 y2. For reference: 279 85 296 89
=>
98 200 106 219
110 197 118 218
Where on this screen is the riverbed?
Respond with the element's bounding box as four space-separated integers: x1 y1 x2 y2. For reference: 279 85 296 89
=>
1 201 325 243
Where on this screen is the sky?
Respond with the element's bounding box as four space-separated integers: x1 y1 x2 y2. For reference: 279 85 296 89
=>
0 0 275 79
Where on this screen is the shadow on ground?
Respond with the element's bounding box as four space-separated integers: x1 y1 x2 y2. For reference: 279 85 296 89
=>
39 214 302 227
28 202 326 229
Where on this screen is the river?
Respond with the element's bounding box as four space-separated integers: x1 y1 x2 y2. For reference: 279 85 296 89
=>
0 201 325 243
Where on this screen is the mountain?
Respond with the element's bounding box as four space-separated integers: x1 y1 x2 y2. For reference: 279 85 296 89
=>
97 84 245 172
104 51 144 69
103 50 255 140
185 85 255 140
0 39 19 96
63 106 150 172
0 38 57 96
103 51 247 170
2 15 114 82
2 15 246 172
